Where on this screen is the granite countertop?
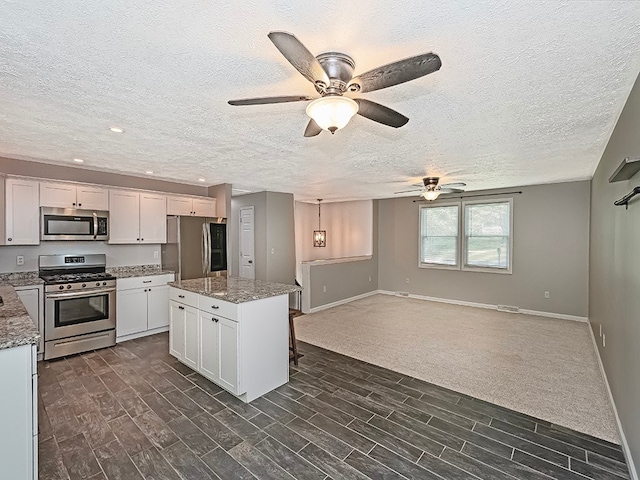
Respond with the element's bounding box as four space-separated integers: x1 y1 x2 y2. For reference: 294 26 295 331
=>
107 265 175 279
0 271 44 287
0 285 40 350
169 277 302 304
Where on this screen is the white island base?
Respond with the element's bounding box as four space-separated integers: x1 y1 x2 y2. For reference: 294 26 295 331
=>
169 285 290 403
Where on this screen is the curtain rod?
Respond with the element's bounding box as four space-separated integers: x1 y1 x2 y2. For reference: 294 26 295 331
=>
412 191 523 203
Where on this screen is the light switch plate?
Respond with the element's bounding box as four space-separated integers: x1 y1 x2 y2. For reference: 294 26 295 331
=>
16 255 24 266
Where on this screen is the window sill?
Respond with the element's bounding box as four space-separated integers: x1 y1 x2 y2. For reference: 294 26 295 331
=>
462 265 512 275
418 263 460 271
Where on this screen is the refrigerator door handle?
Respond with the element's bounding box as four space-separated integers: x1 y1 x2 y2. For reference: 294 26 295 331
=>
202 222 212 277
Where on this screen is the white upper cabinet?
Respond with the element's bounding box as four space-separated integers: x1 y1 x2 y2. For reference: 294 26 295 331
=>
109 190 166 244
139 192 167 243
167 196 216 217
40 182 108 210
193 197 217 217
6 178 39 245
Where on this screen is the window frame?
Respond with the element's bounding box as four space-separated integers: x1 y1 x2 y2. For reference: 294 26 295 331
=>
461 198 513 274
417 202 461 270
418 197 513 274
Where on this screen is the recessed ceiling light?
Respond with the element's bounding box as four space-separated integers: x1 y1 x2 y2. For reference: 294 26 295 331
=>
145 171 154 174
198 178 206 182
109 127 124 133
73 158 84 163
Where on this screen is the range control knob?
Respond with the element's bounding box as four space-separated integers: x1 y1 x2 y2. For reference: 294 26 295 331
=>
96 282 100 287
59 285 64 290
66 285 72 289
102 282 107 286
82 283 86 288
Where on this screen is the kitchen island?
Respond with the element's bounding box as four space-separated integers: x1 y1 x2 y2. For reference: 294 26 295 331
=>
168 276 301 402
0 284 40 480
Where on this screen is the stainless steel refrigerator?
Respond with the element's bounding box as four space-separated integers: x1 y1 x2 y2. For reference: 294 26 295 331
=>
161 216 228 280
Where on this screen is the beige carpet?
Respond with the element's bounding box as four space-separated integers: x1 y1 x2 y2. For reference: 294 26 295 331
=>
295 294 620 443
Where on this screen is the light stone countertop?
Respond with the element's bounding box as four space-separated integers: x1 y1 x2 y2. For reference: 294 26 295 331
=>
0 271 44 287
0 285 40 350
107 265 175 279
169 277 301 304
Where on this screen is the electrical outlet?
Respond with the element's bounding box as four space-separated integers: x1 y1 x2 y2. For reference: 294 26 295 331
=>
323 285 327 293
153 251 159 259
599 324 602 337
271 248 275 255
602 333 606 348
544 291 550 299
16 255 24 266
405 278 410 284
368 275 372 282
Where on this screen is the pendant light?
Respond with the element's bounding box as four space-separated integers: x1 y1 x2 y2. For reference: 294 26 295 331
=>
313 199 326 247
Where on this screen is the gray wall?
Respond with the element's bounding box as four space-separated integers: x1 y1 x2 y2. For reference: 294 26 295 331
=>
230 192 296 284
208 183 232 218
589 73 640 475
378 181 591 317
0 157 209 196
308 201 379 309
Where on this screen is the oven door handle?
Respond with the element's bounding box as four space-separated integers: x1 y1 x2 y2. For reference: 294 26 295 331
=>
46 288 115 299
93 212 98 240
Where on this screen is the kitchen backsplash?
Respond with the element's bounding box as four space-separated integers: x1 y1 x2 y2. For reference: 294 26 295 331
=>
0 242 161 273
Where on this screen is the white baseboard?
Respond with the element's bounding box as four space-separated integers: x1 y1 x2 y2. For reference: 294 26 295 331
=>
588 323 638 479
308 290 378 314
116 326 169 343
376 290 588 322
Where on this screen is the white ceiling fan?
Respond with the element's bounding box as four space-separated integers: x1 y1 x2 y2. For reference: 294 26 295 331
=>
394 177 466 201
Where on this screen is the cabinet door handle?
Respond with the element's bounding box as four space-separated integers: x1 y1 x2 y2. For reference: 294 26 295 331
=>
137 238 140 241
72 202 76 206
178 306 185 310
78 203 82 207
178 295 185 298
7 238 12 242
211 305 219 309
212 317 218 322
143 280 152 283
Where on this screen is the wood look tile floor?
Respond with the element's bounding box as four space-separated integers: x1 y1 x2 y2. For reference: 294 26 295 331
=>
38 333 630 480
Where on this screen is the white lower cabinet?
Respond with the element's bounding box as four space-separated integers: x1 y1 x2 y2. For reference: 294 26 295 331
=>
116 274 173 341
169 287 288 402
15 286 44 354
198 311 239 394
0 344 37 480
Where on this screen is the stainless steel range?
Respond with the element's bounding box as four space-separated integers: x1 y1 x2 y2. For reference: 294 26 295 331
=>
39 254 116 360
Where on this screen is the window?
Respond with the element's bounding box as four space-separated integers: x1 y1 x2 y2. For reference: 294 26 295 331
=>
419 204 460 268
419 198 513 273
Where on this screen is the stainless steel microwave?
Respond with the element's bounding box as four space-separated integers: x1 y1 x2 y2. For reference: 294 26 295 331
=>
41 207 109 241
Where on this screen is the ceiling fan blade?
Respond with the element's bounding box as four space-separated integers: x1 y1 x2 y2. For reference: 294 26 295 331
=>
441 182 467 188
349 53 441 93
228 95 313 106
354 99 409 128
304 119 322 137
268 31 330 86
440 188 465 193
394 188 423 194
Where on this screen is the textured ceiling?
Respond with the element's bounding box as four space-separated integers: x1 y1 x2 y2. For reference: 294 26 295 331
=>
1 1 639 201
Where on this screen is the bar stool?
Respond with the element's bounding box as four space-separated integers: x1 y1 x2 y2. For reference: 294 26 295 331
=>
288 308 304 365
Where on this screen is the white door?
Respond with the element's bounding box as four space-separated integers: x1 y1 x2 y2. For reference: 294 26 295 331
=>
183 306 199 370
139 193 167 243
39 182 76 208
218 317 240 394
6 178 40 245
239 206 255 279
169 301 185 360
198 311 219 382
76 185 109 210
109 190 140 244
116 288 148 337
147 286 170 330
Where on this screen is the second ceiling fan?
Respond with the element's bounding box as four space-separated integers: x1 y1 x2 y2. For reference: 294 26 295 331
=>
228 31 441 136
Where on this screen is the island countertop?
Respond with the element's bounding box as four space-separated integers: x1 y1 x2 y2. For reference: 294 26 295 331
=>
0 285 40 350
169 276 301 304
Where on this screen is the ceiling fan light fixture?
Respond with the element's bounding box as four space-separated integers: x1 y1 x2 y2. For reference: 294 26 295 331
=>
422 186 442 201
306 96 358 134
